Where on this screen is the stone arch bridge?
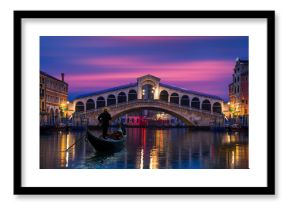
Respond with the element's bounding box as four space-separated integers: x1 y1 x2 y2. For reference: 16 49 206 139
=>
72 74 225 127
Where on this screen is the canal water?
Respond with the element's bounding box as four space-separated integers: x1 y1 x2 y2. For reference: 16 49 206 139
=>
40 128 248 169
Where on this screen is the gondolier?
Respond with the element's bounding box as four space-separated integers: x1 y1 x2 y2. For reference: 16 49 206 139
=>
98 108 112 138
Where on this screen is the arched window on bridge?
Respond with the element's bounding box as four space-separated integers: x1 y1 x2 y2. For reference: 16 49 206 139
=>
107 94 116 106
96 96 106 108
213 102 222 114
202 99 211 112
160 90 169 102
142 84 154 100
170 93 179 104
75 101 85 112
118 92 127 104
181 95 190 107
128 90 137 101
191 97 200 109
86 99 95 111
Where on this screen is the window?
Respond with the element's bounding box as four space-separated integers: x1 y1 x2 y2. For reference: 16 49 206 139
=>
118 92 127 103
160 90 169 102
128 90 137 101
202 100 211 111
191 97 200 109
170 93 179 104
181 95 190 107
213 102 222 114
75 101 85 112
107 94 116 106
86 99 95 110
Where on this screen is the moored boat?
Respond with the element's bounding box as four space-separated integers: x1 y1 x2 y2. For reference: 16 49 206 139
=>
86 129 126 152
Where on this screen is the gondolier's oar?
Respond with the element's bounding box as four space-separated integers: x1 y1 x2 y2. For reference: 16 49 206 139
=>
61 134 87 152
61 118 92 152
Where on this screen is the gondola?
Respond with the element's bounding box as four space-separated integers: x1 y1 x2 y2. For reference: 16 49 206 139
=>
86 129 126 152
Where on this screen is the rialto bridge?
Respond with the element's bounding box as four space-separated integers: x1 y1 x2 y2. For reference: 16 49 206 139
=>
72 75 225 127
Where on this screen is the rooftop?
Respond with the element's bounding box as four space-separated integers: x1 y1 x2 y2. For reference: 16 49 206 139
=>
75 82 138 99
159 83 223 101
236 58 249 64
40 71 68 85
74 81 223 101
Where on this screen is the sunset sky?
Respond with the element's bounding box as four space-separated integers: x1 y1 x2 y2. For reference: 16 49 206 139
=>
40 36 248 101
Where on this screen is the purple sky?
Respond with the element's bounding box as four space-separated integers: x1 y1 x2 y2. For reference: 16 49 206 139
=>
40 36 248 101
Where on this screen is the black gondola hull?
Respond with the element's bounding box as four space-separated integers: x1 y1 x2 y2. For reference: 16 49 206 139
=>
87 130 125 152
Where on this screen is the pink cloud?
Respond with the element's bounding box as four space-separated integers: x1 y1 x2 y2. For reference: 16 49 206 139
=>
73 56 233 81
65 55 235 99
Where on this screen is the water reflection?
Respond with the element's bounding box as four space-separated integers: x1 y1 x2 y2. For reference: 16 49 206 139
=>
40 128 248 169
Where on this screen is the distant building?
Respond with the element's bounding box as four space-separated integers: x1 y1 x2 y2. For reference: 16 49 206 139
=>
222 102 231 119
228 58 249 126
40 71 68 126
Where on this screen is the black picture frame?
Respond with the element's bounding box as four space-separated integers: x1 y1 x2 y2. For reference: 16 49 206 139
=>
14 10 275 195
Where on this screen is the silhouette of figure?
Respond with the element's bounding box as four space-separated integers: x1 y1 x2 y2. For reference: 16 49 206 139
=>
98 108 112 138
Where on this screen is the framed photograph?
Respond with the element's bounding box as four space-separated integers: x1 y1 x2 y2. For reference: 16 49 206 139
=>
14 10 275 195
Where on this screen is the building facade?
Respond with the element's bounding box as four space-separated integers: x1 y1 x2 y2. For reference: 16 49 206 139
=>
40 71 69 126
228 58 249 126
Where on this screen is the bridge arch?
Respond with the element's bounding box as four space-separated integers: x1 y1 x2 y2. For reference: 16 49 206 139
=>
160 90 169 102
181 95 190 107
107 94 116 106
111 105 193 126
128 90 137 101
140 79 156 87
170 93 179 104
86 99 95 111
75 101 85 112
191 97 200 109
202 99 211 112
213 102 222 114
96 96 106 108
118 92 127 103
